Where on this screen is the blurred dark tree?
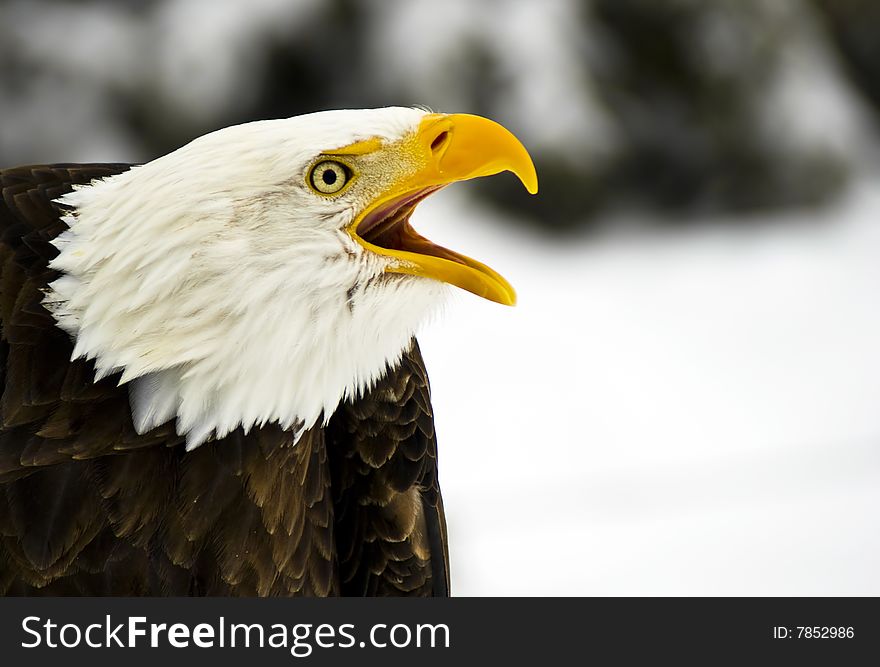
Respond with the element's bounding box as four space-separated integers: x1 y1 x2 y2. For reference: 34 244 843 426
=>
482 0 851 230
114 0 384 160
814 0 880 118
1 0 876 233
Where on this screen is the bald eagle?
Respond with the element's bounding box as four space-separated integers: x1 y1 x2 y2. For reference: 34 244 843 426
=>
0 108 536 596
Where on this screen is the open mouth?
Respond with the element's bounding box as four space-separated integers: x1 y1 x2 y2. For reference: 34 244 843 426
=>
355 187 467 265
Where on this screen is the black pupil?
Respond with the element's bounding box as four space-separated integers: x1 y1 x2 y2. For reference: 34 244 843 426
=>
321 168 338 186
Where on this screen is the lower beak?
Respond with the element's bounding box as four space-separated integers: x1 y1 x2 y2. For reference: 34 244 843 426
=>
349 113 537 306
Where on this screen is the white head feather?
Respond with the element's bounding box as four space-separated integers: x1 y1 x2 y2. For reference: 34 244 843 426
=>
45 107 448 449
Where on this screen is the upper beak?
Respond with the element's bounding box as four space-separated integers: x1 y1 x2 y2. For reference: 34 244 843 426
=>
413 113 538 195
349 113 538 306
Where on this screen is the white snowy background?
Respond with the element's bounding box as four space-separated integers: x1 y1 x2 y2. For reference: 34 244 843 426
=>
1 0 879 596
418 178 880 595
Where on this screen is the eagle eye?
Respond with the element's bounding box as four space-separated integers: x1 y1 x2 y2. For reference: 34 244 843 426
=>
308 160 352 195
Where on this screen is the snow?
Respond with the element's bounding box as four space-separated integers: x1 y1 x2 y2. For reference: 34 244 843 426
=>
416 177 880 595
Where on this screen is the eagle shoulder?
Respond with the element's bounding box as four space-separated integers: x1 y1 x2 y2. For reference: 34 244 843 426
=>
327 340 449 596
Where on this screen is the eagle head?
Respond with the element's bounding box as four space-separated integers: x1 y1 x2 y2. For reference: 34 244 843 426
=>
45 107 537 448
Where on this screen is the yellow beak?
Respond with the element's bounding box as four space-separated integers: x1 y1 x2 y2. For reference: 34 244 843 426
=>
349 113 537 306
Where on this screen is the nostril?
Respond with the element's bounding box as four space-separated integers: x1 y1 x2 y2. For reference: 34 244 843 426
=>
430 130 450 155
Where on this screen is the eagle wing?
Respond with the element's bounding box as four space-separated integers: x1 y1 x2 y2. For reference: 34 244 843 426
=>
0 164 449 596
327 341 450 596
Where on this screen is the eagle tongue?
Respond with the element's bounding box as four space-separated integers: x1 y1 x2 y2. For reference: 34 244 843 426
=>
367 203 417 248
359 187 443 243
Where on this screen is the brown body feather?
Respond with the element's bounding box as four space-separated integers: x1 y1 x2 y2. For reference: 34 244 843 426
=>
0 164 449 596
